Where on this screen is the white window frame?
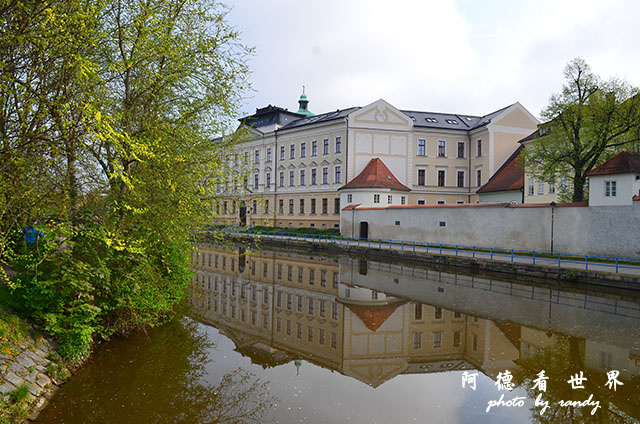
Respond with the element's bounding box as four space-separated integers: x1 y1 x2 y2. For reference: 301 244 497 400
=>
373 194 380 204
437 140 446 157
605 180 617 197
417 139 426 156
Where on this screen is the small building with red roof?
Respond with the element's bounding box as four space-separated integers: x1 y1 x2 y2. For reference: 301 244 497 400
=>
586 151 640 206
477 146 524 203
339 157 411 209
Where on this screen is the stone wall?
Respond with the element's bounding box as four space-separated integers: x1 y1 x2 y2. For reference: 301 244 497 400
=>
0 309 68 421
340 202 639 257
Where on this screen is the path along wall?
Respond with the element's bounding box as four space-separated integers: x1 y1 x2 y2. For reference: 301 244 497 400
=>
340 201 640 257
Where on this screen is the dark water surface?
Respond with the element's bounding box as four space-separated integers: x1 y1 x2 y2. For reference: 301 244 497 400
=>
35 244 640 423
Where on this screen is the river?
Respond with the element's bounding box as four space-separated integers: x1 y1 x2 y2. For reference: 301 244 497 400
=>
35 243 640 423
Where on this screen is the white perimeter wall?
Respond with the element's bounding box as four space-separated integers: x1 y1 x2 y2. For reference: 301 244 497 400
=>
341 202 640 257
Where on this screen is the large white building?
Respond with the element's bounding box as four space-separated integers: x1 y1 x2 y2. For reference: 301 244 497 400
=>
216 90 539 228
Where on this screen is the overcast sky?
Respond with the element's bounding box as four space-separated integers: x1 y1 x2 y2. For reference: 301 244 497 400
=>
224 0 640 121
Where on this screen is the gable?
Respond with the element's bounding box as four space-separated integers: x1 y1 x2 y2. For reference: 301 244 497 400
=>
348 99 413 130
492 103 539 129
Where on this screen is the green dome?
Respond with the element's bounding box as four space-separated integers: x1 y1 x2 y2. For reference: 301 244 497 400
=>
297 85 314 117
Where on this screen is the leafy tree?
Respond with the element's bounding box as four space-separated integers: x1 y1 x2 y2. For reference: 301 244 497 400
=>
1 0 251 360
524 58 640 202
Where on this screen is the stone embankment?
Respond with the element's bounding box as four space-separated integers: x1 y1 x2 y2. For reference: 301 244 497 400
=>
0 308 69 422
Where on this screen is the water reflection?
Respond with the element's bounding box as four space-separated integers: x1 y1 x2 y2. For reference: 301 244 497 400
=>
189 244 640 422
35 316 275 423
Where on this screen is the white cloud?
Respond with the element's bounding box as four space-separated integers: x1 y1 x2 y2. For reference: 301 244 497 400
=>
226 0 640 120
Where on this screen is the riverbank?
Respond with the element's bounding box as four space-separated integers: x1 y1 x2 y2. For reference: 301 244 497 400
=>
220 233 640 292
0 308 72 423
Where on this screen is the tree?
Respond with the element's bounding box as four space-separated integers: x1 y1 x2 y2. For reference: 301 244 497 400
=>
524 58 640 202
1 0 251 360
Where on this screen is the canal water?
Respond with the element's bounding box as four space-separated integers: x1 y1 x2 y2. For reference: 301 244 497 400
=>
35 243 640 423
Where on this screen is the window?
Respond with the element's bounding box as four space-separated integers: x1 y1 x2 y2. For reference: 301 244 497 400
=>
255 149 260 163
298 267 303 283
286 292 291 309
280 145 285 160
476 169 482 186
266 148 272 161
477 139 482 156
323 139 329 155
528 178 534 195
434 306 443 320
322 167 328 184
301 142 306 158
307 326 314 342
437 170 445 187
289 199 294 214
297 295 303 312
279 171 284 187
276 317 281 332
309 269 314 284
331 332 338 349
334 198 340 214
347 194 353 203
308 298 314 315
321 271 326 286
335 166 342 183
605 180 617 197
438 140 446 157
457 142 465 158
276 291 282 307
387 195 392 204
401 196 406 205
312 140 317 156
311 198 316 214
319 328 325 345
252 200 257 214
446 119 458 125
297 323 302 339
322 198 328 214
299 169 305 186
457 171 464 188
266 172 271 188
311 169 317 185
418 169 426 186
300 199 305 214
320 300 326 318
287 266 292 282
290 144 295 159
289 170 295 186
413 332 422 349
538 180 545 195
374 194 380 204
333 272 339 288
433 332 442 348
472 334 478 351
286 319 291 335
453 331 461 347
264 200 269 214
437 201 445 205
254 173 259 188
335 136 342 153
279 199 284 213
415 304 422 320
417 139 426 156
549 181 556 194
417 199 426 205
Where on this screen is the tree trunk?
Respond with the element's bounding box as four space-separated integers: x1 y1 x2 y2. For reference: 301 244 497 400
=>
572 172 586 202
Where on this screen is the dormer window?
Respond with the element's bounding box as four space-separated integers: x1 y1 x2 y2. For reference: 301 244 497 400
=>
446 119 458 125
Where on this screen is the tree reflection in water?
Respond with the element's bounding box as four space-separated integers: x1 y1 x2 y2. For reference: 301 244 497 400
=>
512 335 639 424
35 316 276 423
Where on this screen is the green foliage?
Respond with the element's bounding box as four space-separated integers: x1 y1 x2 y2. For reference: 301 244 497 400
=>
249 226 341 236
0 0 250 360
9 384 30 404
524 58 640 202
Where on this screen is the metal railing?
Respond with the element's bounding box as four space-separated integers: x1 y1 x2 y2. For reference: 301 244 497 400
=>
235 229 640 274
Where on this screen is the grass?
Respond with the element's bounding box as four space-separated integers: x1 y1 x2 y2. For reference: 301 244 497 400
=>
9 384 30 403
0 312 31 357
245 225 341 237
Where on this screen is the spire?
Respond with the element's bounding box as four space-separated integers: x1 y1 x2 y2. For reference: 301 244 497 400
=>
297 85 314 117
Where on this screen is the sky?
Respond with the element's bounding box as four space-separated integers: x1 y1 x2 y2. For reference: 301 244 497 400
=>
224 0 640 121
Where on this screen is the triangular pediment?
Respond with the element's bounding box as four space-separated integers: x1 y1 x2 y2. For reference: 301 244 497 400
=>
348 99 413 130
333 158 342 164
298 163 307 168
264 166 272 172
321 159 330 166
288 164 296 169
309 161 318 167
278 165 285 170
343 358 408 388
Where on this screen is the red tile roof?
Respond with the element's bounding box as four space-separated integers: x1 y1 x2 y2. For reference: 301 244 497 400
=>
477 146 524 194
634 195 640 201
345 302 406 332
586 152 640 176
339 158 410 191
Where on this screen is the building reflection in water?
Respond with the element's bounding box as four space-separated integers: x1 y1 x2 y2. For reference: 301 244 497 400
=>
189 244 640 420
